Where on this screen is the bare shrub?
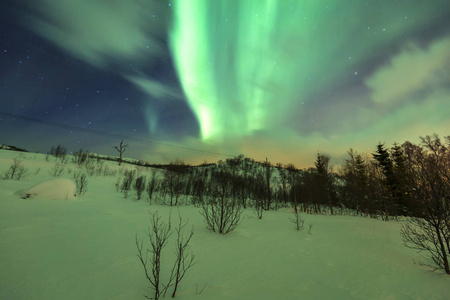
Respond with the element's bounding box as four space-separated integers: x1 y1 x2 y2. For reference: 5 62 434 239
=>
196 283 207 295
74 171 88 197
103 165 116 176
72 149 89 165
201 165 243 234
49 144 67 159
146 170 159 204
136 212 195 299
290 205 304 231
401 218 450 272
190 174 207 207
162 167 186 206
170 214 195 298
84 157 96 176
201 196 243 234
58 155 70 164
136 212 172 300
49 162 64 177
117 170 136 198
3 159 28 180
134 175 146 200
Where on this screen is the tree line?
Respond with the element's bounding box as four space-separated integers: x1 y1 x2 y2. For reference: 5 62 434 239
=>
117 135 447 221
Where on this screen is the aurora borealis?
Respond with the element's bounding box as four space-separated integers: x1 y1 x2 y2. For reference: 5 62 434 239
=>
170 1 447 143
1 0 450 166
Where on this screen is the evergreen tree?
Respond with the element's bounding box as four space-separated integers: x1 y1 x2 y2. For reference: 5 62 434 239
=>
315 153 334 215
339 149 370 215
372 143 396 218
390 143 409 215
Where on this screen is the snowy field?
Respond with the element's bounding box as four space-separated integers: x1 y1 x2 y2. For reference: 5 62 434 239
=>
0 149 449 300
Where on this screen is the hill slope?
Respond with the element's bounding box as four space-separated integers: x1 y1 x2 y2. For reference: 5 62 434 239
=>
0 150 448 299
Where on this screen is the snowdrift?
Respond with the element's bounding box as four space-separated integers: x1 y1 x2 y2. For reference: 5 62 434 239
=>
22 178 76 200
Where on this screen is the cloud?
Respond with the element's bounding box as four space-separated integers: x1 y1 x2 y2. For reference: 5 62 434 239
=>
21 0 179 131
366 36 450 104
126 74 183 100
358 88 450 142
25 0 167 68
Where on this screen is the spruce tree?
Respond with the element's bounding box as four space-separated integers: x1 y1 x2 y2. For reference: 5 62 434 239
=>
372 143 396 218
390 143 408 215
315 153 333 215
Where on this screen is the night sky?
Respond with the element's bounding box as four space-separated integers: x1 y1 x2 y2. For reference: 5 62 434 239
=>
1 0 450 167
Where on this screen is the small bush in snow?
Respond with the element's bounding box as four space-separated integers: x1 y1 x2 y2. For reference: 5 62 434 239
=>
146 170 159 205
134 175 146 200
49 144 67 158
201 196 243 234
290 205 304 231
49 162 64 177
74 171 88 197
34 168 41 175
117 169 136 198
3 159 28 180
72 149 89 165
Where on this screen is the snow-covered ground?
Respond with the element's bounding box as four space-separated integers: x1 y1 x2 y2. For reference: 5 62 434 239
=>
0 150 449 300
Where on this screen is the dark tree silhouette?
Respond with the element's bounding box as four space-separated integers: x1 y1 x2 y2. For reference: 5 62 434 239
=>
401 135 450 274
114 140 128 166
315 153 334 215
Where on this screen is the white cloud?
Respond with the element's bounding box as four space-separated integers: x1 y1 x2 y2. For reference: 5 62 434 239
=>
126 75 183 100
26 0 166 67
366 36 450 104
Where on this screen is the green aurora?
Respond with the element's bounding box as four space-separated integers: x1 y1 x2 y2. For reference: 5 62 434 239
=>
169 0 447 144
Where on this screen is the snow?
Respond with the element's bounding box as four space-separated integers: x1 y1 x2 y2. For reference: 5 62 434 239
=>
0 149 449 300
22 178 76 200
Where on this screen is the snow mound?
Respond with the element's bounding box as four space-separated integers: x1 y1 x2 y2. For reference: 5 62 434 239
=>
23 178 77 200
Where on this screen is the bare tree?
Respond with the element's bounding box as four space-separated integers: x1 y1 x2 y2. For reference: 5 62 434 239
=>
136 212 195 299
163 161 187 206
263 158 274 210
170 214 195 298
201 165 243 234
190 172 207 207
290 194 304 231
146 170 159 205
315 153 334 215
114 140 128 166
401 218 449 273
136 212 172 300
201 196 243 234
253 171 265 219
401 135 450 274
